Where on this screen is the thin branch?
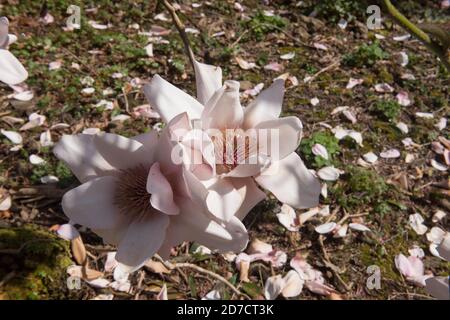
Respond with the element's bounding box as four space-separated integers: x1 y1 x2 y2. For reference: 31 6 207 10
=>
154 254 250 299
161 0 196 72
383 0 449 71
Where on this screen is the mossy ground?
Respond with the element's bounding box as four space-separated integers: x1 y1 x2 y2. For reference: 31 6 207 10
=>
0 0 448 299
0 224 76 299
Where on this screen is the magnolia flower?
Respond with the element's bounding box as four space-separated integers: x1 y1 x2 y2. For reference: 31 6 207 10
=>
54 120 248 273
144 60 320 222
0 17 28 85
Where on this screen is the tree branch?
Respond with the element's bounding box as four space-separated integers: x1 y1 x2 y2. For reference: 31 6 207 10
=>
383 0 449 71
161 0 196 72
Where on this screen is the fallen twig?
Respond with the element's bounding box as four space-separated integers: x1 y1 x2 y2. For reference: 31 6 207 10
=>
154 254 250 299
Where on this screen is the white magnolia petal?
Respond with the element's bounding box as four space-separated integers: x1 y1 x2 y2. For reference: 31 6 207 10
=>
396 122 409 134
29 154 45 165
312 143 328 160
93 132 144 169
255 153 321 209
276 204 300 232
104 252 118 272
116 213 169 272
194 60 222 105
231 177 266 221
57 224 80 240
1 129 22 144
247 239 273 255
348 223 371 232
206 178 244 222
315 222 337 234
243 79 285 128
158 205 248 259
202 80 243 129
62 176 123 229
0 49 28 85
255 116 303 161
264 275 284 300
437 233 450 261
53 134 115 183
380 149 401 159
0 195 12 211
408 213 428 235
147 162 180 215
317 166 341 181
281 270 304 298
143 74 204 123
363 152 378 164
426 227 446 244
202 289 221 300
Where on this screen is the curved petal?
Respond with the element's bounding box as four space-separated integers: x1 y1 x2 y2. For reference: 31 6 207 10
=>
147 162 179 215
158 200 248 259
255 153 320 209
255 116 303 161
143 74 204 123
231 177 266 220
202 80 243 129
243 79 285 128
154 112 192 175
0 49 28 85
93 133 146 169
180 128 216 180
282 270 304 298
194 60 222 105
225 154 270 178
206 177 244 222
62 176 123 229
131 130 159 164
53 134 115 183
116 213 170 272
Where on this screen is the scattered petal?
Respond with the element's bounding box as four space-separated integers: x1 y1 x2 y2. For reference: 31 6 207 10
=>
1 129 22 144
396 91 411 106
409 213 428 235
396 122 409 134
346 78 363 89
312 144 328 160
374 83 394 93
310 97 319 106
380 149 400 159
430 159 447 171
395 52 409 67
349 223 371 232
263 62 283 72
435 118 447 131
29 154 46 165
276 204 300 232
317 166 341 181
315 222 337 234
415 112 434 119
235 57 256 70
41 175 59 184
280 52 295 60
426 227 446 244
363 152 378 164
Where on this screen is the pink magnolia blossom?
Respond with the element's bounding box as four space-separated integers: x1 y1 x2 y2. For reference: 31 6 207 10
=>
290 256 335 295
0 17 28 85
54 120 248 273
395 253 433 287
143 60 321 223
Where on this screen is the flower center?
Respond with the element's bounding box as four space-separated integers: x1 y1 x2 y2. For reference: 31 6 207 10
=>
114 164 152 218
210 129 257 174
